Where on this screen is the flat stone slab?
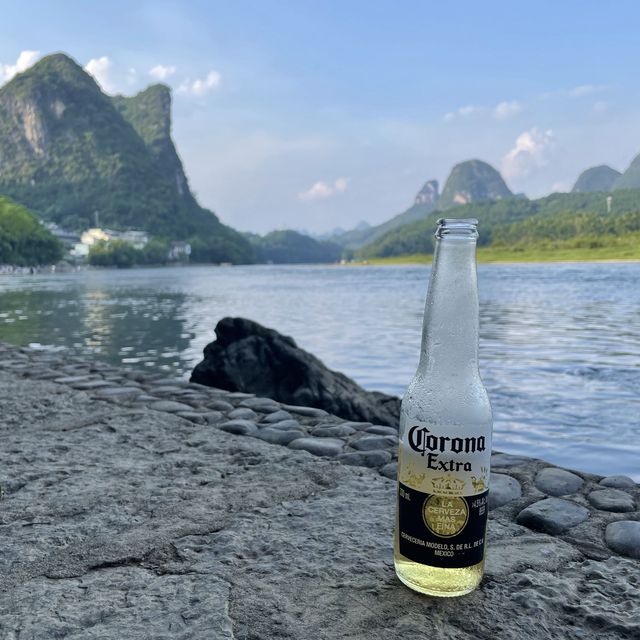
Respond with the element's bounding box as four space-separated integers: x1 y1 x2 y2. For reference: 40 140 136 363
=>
380 462 397 479
605 521 640 559
280 404 329 417
239 397 281 411
534 467 584 496
255 428 304 446
365 425 397 436
588 489 635 512
489 473 522 509
599 475 637 489
516 498 590 534
288 437 344 457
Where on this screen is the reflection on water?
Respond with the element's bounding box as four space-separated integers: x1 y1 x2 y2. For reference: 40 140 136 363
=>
1 263 639 479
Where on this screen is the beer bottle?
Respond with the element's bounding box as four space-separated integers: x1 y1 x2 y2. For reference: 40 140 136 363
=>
394 218 493 597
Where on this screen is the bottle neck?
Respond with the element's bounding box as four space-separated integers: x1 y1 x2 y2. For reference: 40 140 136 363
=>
419 234 479 376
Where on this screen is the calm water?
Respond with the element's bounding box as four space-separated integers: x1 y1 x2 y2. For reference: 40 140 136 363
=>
1 263 639 479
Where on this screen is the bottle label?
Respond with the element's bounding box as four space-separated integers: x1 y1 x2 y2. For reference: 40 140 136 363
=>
397 418 491 569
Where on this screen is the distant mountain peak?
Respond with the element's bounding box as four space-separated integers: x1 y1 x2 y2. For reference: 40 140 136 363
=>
414 179 439 206
438 159 512 211
572 165 621 193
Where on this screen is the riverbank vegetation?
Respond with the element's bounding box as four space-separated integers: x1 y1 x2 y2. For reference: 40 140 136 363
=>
0 196 62 266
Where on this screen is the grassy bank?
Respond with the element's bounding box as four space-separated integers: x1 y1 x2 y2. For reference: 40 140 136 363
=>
362 242 640 265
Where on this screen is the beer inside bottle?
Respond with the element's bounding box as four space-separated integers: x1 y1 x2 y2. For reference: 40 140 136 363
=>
394 218 493 597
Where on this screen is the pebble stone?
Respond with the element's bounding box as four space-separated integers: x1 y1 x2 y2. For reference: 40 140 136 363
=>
227 407 258 420
534 467 584 497
340 421 373 432
364 425 397 436
218 420 258 436
255 428 304 446
336 450 392 469
380 462 397 479
310 424 356 438
599 475 637 489
262 410 293 423
490 453 532 468
149 400 194 413
207 399 235 412
288 437 345 457
489 473 522 509
239 397 281 411
516 498 589 535
587 489 635 512
265 419 304 432
604 521 640 559
94 386 139 399
280 404 329 418
352 435 398 451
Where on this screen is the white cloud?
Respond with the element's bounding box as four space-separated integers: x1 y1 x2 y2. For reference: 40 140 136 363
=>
178 70 221 96
149 64 176 80
298 177 348 201
84 56 115 92
126 68 138 85
569 84 606 97
445 100 522 122
443 105 481 121
493 100 522 120
502 128 554 179
0 50 40 84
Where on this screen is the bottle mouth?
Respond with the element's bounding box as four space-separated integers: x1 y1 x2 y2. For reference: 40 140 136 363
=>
435 218 479 239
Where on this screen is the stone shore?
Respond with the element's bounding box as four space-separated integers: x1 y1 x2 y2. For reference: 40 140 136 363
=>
0 342 639 639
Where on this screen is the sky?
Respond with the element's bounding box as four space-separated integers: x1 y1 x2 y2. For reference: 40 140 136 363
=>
2 1 640 234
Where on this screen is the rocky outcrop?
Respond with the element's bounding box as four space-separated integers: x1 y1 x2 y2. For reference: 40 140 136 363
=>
414 179 439 206
191 317 401 426
572 165 621 193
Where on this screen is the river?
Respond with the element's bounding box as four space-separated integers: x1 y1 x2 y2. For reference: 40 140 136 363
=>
1 263 638 478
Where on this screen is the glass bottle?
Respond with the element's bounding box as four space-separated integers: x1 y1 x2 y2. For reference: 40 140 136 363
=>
394 218 493 597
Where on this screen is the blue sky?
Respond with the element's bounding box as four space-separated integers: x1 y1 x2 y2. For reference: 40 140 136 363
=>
2 1 640 233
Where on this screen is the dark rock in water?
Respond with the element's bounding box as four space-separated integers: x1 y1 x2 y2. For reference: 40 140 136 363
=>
191 317 401 427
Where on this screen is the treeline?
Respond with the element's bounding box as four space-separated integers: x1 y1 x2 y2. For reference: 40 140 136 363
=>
358 190 640 258
0 196 63 265
88 239 179 268
249 230 342 264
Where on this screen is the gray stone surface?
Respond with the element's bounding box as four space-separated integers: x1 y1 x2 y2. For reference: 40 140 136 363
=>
336 450 393 469
1 346 640 640
380 462 397 479
516 498 590 534
600 475 637 489
288 437 345 457
265 419 304 432
239 396 281 412
535 467 584 496
588 489 635 512
365 425 398 435
605 521 640 559
489 472 522 509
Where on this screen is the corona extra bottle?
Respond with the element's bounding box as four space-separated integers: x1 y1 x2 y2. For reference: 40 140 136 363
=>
394 218 493 597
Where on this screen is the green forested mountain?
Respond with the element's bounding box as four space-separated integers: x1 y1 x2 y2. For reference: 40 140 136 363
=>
438 159 512 211
572 165 621 193
250 230 342 264
613 153 640 191
0 53 253 263
358 190 640 258
0 196 62 265
334 160 513 251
